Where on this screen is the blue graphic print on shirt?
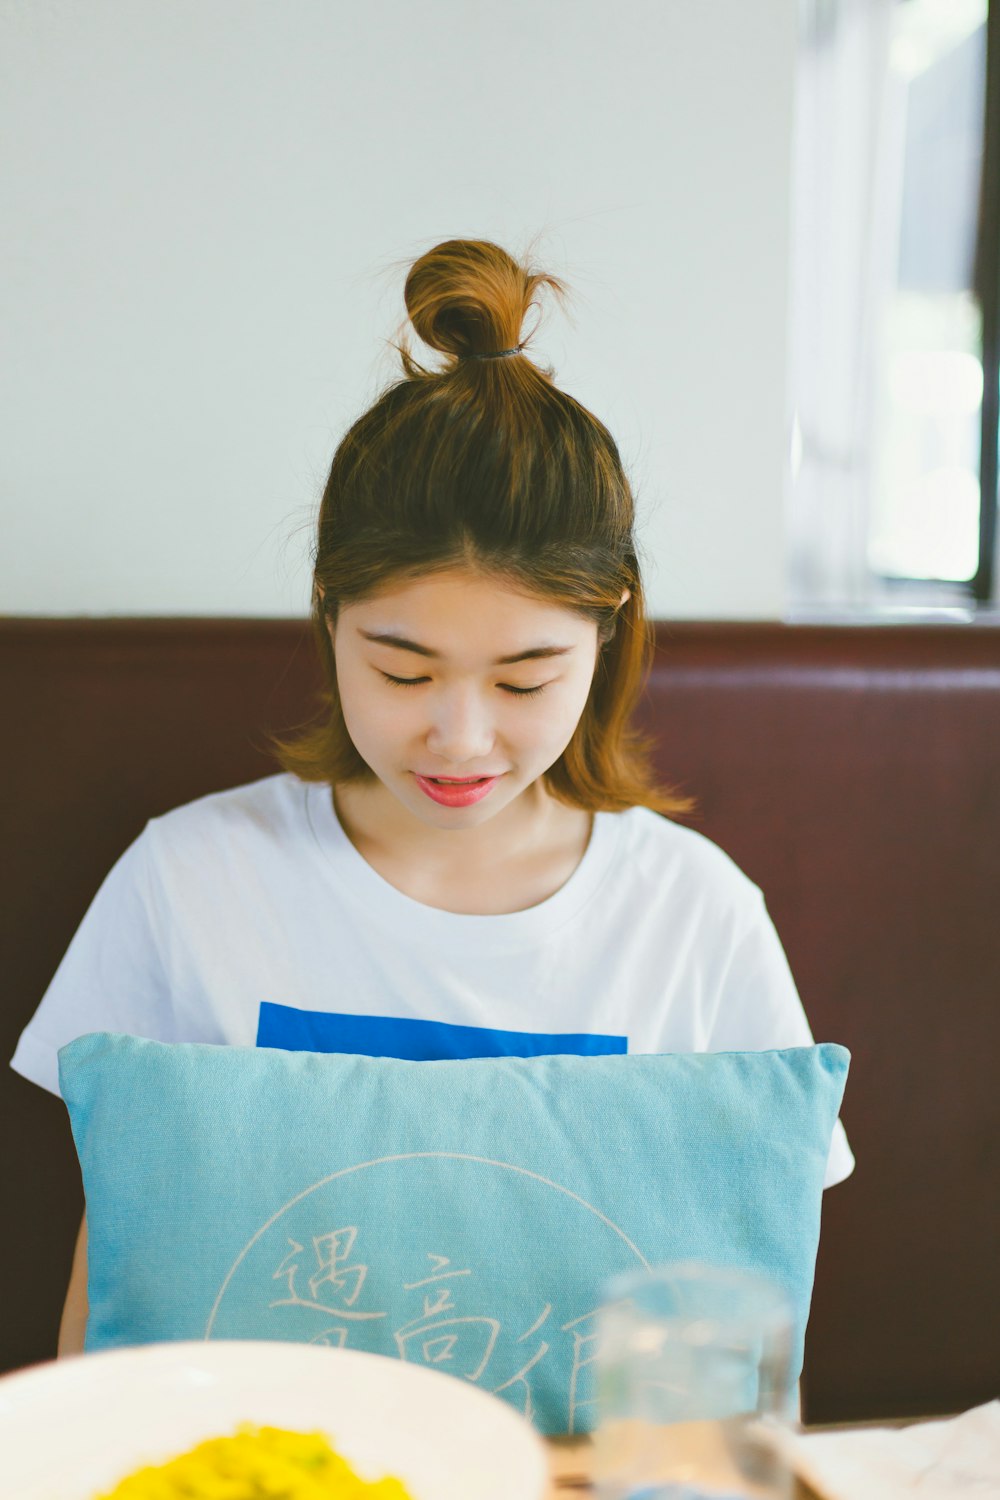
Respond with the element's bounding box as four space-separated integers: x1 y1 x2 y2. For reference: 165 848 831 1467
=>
256 1003 627 1060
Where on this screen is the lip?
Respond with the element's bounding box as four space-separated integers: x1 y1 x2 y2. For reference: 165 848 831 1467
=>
413 773 504 808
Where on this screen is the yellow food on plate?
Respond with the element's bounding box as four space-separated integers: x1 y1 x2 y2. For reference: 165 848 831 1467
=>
96 1422 415 1499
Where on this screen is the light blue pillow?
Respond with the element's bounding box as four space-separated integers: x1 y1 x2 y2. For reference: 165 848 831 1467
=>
59 1035 849 1435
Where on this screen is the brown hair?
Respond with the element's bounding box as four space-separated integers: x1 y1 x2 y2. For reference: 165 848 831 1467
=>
273 237 691 817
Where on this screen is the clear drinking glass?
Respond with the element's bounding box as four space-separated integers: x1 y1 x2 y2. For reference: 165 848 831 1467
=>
592 1262 796 1500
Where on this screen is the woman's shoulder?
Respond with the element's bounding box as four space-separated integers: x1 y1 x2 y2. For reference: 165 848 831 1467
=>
609 805 764 911
142 772 314 856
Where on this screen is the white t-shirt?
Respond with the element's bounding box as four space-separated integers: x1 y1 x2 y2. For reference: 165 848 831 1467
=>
10 772 854 1187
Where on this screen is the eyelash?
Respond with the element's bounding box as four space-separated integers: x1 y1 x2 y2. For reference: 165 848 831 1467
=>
379 672 547 699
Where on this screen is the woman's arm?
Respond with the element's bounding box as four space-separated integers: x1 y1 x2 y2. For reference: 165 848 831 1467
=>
57 1210 88 1357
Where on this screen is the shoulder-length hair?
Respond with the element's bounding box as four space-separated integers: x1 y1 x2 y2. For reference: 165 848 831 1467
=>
273 237 692 817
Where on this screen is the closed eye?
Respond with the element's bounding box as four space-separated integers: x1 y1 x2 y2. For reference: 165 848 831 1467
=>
379 671 547 699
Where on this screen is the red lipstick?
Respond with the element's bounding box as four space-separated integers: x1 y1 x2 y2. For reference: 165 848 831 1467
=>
413 774 502 807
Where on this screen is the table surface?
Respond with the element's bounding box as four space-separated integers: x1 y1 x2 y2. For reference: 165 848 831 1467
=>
543 1414 936 1499
543 1434 823 1499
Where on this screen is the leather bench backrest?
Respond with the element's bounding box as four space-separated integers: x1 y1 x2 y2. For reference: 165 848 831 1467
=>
1 618 997 1420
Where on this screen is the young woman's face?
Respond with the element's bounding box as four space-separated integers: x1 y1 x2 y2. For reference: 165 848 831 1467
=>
329 569 606 827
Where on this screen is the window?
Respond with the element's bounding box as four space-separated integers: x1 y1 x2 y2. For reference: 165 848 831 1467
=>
788 0 998 614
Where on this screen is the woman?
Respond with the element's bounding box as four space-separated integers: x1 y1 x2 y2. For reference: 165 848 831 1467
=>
10 237 854 1356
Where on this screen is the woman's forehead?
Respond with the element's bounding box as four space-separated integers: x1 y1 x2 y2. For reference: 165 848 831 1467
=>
346 568 591 630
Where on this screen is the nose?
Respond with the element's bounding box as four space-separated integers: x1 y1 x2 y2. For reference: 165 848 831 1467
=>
424 684 497 766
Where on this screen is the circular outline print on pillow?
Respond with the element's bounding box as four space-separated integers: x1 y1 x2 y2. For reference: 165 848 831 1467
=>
205 1151 649 1431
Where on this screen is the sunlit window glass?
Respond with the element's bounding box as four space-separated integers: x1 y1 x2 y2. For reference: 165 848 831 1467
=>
788 0 994 613
869 0 988 584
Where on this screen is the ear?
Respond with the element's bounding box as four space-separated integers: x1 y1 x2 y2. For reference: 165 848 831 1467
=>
620 589 631 606
316 585 335 645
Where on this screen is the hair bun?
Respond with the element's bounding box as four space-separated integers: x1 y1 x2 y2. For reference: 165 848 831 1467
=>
402 238 562 362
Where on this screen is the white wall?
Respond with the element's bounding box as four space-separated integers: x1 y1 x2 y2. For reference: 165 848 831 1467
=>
0 0 798 619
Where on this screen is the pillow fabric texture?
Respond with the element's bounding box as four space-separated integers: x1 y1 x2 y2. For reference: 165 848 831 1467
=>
59 1034 849 1435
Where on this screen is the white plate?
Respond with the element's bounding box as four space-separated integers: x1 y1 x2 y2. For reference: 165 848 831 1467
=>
0 1340 550 1500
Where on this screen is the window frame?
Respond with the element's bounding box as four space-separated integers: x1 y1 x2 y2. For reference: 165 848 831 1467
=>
973 0 1000 601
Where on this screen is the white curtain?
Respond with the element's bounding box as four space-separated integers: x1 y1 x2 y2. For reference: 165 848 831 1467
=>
787 0 903 610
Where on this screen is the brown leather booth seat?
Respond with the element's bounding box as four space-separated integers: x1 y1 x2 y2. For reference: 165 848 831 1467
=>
1 618 997 1422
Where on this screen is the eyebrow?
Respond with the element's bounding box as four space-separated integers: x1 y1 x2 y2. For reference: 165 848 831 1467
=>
358 630 575 667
